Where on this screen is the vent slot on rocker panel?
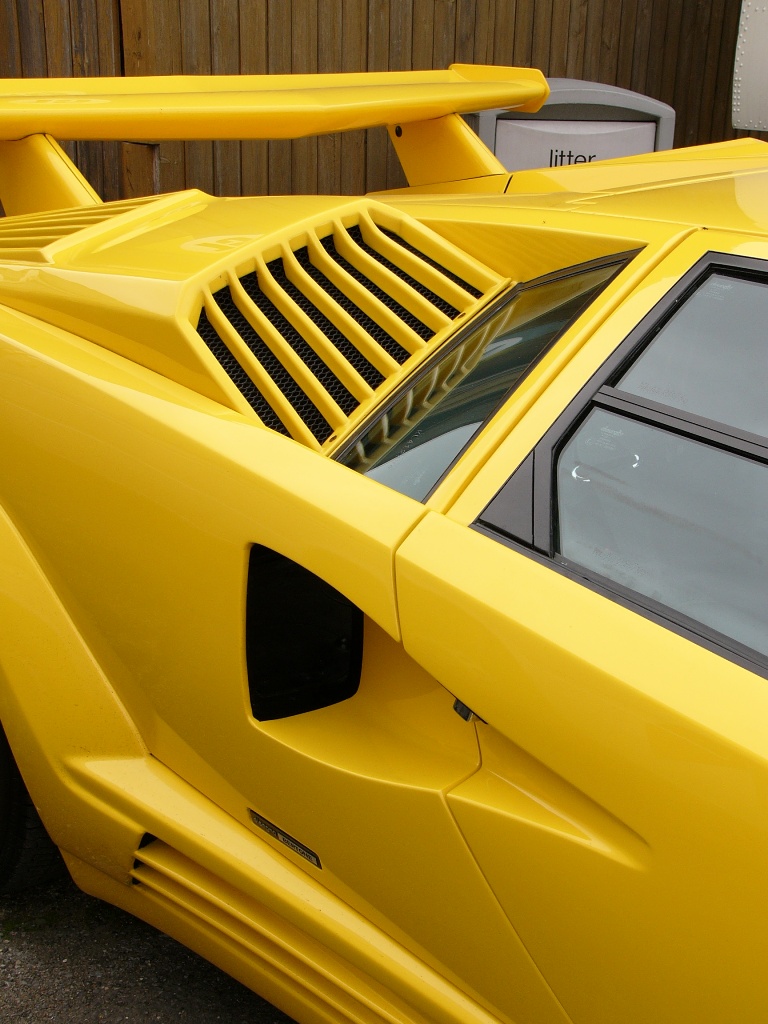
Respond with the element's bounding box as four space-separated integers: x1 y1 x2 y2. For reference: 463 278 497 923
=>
130 835 442 1024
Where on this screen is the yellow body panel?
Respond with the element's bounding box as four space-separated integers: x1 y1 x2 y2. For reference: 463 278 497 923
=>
0 134 101 215
0 66 547 141
1 66 768 1024
397 513 768 1024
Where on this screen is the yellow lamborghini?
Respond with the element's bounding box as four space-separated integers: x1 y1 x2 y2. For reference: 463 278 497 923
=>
0 66 766 1024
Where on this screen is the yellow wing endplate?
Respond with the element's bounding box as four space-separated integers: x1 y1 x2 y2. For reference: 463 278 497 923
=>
0 65 548 142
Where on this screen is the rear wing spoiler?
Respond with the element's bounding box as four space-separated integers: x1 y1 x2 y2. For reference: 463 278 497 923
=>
0 65 548 213
0 66 547 140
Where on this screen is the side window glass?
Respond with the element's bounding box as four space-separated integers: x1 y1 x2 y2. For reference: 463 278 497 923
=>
336 254 632 501
556 408 768 658
617 274 768 438
477 257 768 671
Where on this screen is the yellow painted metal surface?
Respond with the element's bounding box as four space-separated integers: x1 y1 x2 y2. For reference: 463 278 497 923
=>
397 511 768 1024
442 228 760 519
0 66 547 141
0 134 101 216
0 192 505 444
1 65 768 1024
387 113 508 187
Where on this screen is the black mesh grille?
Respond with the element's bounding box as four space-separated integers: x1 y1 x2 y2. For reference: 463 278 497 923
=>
346 225 461 319
295 247 410 366
195 216 492 447
238 268 358 416
262 258 384 399
320 233 434 342
213 288 333 444
378 227 483 299
196 309 289 435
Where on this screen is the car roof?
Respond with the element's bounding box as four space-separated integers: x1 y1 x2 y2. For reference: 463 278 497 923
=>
387 138 768 236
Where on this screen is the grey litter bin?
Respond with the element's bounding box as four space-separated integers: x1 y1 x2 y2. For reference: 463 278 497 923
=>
468 79 676 171
733 0 768 131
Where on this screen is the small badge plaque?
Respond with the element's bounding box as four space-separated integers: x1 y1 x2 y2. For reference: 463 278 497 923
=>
248 809 322 868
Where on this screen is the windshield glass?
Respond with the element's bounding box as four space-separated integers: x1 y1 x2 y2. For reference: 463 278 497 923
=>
337 256 628 500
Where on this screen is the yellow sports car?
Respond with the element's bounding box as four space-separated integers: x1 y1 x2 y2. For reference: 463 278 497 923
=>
0 67 766 1024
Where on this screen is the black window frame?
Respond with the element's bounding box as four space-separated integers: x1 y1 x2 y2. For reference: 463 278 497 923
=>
476 252 768 678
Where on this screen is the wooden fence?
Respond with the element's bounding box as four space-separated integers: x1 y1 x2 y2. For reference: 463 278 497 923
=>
0 0 754 201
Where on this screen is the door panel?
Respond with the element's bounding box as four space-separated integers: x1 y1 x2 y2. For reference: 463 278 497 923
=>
241 622 571 1024
397 511 768 1024
0 339 569 1023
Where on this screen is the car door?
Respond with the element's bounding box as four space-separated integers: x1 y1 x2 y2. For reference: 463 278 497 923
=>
395 239 768 1024
180 447 570 1024
0 309 571 1022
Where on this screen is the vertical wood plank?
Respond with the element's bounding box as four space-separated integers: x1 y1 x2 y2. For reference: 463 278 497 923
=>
42 0 77 195
366 0 390 192
40 0 72 176
598 0 622 84
211 0 243 196
671 0 696 144
119 0 148 72
41 0 122 201
565 0 588 78
42 0 72 75
152 0 186 195
340 0 367 194
291 0 318 195
71 0 100 75
119 0 155 197
492 0 517 67
268 0 293 195
712 0 742 142
512 0 535 67
473 0 493 64
411 0 435 69
456 0 477 65
581 0 604 79
630 0 654 95
180 0 213 194
98 0 122 73
548 2 571 76
697 0 725 145
390 0 414 70
0 0 23 76
96 0 124 201
17 0 47 77
677 0 712 146
120 142 160 197
70 0 104 197
531 1 553 74
387 0 412 187
317 0 343 194
643 0 668 102
121 0 186 193
432 0 456 70
659 0 683 114
615 0 638 90
239 0 269 196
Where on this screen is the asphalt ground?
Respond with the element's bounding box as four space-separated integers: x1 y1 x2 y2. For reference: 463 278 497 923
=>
0 874 295 1023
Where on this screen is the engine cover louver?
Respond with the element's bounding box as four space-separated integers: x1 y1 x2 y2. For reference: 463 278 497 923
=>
0 192 191 263
194 205 501 449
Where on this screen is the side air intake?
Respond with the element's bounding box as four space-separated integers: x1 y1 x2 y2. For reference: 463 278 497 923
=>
194 207 501 448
